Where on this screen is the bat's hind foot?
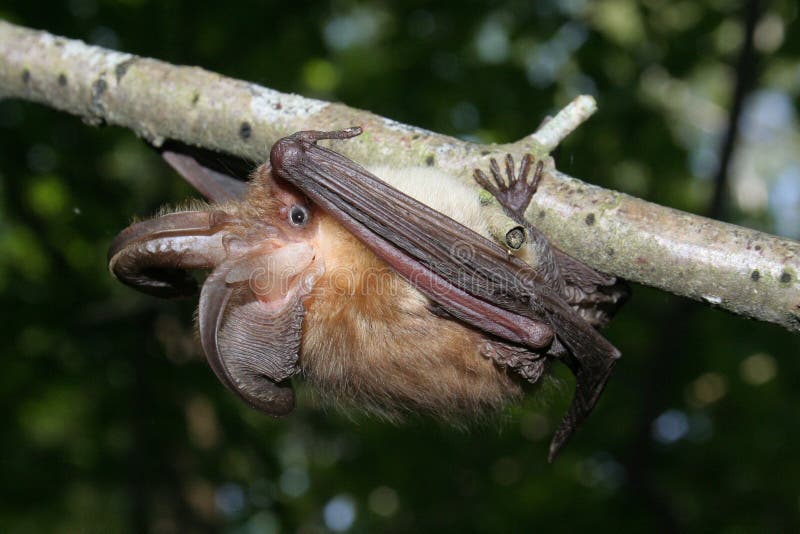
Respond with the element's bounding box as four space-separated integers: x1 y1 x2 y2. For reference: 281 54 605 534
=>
473 154 543 221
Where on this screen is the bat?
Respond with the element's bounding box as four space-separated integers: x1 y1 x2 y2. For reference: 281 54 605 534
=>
108 127 628 461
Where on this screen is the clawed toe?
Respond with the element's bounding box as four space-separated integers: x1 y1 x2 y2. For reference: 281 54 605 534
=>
474 153 543 219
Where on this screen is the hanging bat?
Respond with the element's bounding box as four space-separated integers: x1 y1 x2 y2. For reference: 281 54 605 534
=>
108 127 627 461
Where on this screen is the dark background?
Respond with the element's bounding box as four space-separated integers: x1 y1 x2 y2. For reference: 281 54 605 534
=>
1 1 799 532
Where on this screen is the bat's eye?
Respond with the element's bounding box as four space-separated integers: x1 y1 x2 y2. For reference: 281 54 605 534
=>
289 205 310 227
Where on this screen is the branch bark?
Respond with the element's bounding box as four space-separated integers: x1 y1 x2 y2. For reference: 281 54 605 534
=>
1 20 798 333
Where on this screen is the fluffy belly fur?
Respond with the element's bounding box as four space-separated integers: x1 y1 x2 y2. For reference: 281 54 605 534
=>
300 215 523 420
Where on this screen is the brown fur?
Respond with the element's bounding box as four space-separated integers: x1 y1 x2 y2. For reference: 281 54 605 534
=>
300 214 523 422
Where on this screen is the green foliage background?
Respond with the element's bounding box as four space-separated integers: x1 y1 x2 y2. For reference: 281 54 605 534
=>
1 1 799 532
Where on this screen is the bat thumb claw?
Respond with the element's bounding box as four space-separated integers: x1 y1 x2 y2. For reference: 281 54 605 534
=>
294 127 363 144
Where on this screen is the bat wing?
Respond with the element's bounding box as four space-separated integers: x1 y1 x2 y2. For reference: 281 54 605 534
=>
552 246 631 329
271 128 621 460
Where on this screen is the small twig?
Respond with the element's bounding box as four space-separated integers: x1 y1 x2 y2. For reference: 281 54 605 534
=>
526 95 598 152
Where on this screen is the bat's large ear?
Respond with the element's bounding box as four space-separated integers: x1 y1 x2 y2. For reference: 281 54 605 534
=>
158 142 252 203
109 206 315 417
107 210 238 297
197 242 321 416
198 242 322 416
198 268 303 416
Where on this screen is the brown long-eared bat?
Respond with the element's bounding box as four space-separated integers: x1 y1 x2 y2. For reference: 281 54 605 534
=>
108 127 628 461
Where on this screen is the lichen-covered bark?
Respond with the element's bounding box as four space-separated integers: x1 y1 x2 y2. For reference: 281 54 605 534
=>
1 20 798 333
533 171 799 332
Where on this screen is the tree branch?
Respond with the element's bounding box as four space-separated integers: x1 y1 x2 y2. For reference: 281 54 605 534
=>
1 20 798 333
